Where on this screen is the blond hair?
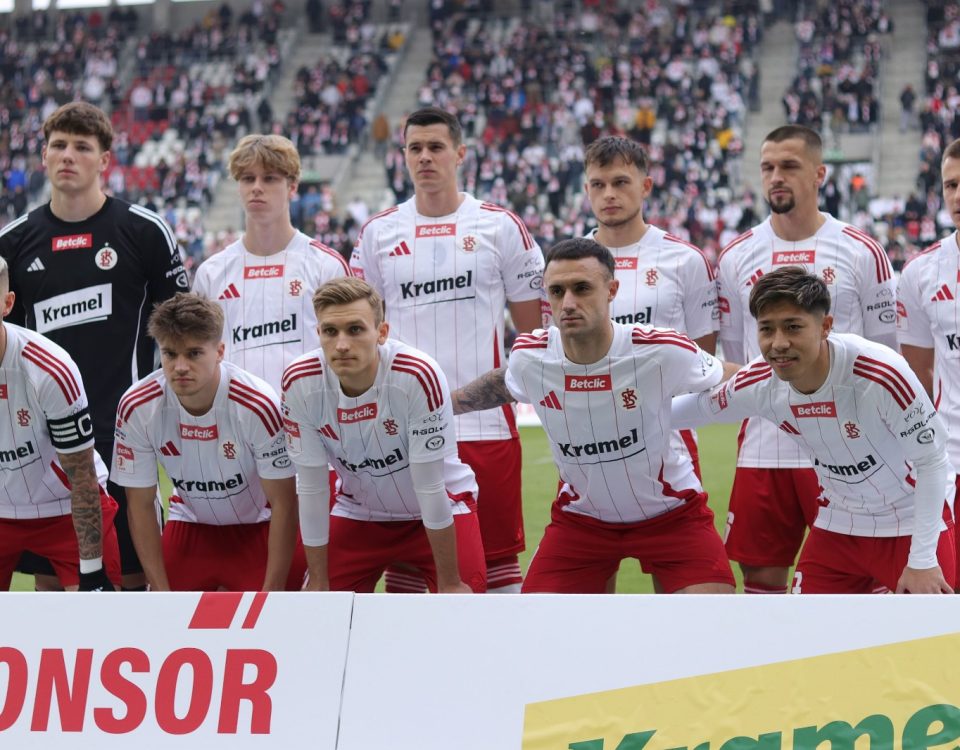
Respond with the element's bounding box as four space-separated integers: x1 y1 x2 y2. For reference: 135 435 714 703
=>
228 134 301 183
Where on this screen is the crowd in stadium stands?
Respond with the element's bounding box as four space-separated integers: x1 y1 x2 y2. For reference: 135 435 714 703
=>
384 0 761 264
784 1 892 134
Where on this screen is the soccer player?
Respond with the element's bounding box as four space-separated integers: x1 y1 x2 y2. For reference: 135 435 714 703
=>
0 102 186 591
111 293 298 592
897 137 960 590
0 256 119 591
673 267 955 594
192 134 351 394
716 125 897 594
350 107 544 592
281 277 486 593
452 238 736 594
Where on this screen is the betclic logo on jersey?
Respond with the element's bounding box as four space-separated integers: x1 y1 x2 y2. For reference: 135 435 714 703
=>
51 233 93 252
565 374 612 392
615 258 638 271
244 265 284 279
180 424 219 440
415 224 455 238
772 250 815 265
790 402 837 418
337 403 378 423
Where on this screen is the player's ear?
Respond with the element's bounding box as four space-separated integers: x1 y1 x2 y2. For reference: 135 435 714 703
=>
216 341 225 361
821 313 833 338
288 179 299 200
99 149 111 174
1 291 14 317
608 277 620 301
377 321 389 343
815 164 826 187
41 144 48 168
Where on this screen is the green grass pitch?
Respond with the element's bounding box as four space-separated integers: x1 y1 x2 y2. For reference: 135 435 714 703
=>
12 423 741 593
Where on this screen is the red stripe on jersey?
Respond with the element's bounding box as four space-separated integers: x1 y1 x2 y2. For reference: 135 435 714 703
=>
309 239 351 276
901 241 941 272
355 206 399 242
779 421 801 435
512 332 549 352
853 356 914 410
392 354 443 412
841 226 891 283
281 358 323 393
733 363 772 391
50 460 71 490
664 233 716 280
716 230 754 264
118 379 164 422
119 386 164 423
481 202 534 249
228 380 283 434
631 328 698 353
22 342 80 403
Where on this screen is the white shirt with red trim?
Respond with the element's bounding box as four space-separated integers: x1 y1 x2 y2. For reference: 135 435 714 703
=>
675 333 953 538
0 324 107 519
503 322 723 524
349 194 544 442
111 361 294 525
192 231 351 394
717 214 897 468
281 338 477 522
897 230 960 465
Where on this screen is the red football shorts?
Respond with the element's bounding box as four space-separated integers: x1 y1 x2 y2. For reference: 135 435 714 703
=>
458 438 524 559
522 495 734 593
163 520 305 592
792 519 956 594
327 508 487 593
725 466 822 567
0 490 121 590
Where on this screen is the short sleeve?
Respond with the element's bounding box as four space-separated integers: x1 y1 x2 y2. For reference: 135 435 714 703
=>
896 261 935 348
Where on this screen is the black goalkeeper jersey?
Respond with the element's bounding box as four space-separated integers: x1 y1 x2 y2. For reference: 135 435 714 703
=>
0 197 187 443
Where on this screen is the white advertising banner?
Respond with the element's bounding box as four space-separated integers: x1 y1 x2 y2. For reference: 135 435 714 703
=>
0 591 353 748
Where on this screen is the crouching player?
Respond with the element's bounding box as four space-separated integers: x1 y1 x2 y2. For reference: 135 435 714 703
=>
111 293 301 591
673 267 956 593
0 257 119 591
282 277 485 593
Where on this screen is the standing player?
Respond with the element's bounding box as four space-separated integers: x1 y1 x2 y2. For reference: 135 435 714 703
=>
0 257 120 591
452 239 736 594
716 125 898 594
282 277 485 594
0 102 186 591
350 107 544 592
111 293 298 591
673 267 955 594
192 134 351 393
897 137 960 590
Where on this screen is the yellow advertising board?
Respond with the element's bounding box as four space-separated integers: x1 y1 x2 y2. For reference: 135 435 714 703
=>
523 632 960 750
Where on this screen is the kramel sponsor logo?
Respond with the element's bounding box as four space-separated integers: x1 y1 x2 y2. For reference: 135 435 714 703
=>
415 223 455 238
52 234 93 252
790 402 837 418
337 404 378 423
244 265 284 280
180 424 219 441
33 284 112 334
564 374 612 392
772 250 815 265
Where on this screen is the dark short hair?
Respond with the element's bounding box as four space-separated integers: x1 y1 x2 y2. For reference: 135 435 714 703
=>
544 238 615 279
763 125 822 156
148 293 224 344
748 266 831 318
43 102 113 152
943 137 960 165
403 107 462 146
583 135 649 173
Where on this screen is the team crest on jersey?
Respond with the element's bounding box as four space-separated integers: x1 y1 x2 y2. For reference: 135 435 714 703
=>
289 279 303 297
843 422 861 439
222 441 237 459
822 266 836 284
620 388 638 410
457 234 478 253
16 409 30 427
95 244 118 270
644 268 659 287
383 418 398 436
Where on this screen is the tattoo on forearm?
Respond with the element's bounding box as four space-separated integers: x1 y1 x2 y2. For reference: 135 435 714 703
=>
451 368 514 414
60 448 103 560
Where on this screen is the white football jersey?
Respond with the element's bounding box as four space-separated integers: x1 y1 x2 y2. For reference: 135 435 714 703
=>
897 231 960 465
590 224 719 466
111 361 294 525
192 231 351 393
0 324 107 519
677 333 953 537
281 338 477 522
504 322 723 524
349 194 544 442
717 214 897 468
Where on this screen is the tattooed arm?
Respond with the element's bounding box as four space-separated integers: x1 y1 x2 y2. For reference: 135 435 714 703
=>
451 368 515 415
57 447 104 562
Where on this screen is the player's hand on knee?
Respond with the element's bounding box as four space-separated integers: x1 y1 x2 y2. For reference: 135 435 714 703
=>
895 565 953 594
78 567 116 592
438 580 472 594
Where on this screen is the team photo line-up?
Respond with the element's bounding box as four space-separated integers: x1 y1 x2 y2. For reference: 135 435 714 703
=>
1 100 958 596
